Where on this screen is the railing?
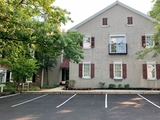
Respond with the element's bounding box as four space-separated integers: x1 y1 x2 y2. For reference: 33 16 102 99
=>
109 43 128 55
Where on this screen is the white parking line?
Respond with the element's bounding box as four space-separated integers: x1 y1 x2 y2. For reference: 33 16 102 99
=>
138 94 160 109
56 94 77 108
11 94 48 108
105 94 107 108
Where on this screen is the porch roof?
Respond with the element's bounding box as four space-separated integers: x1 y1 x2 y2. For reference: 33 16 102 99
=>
60 58 69 68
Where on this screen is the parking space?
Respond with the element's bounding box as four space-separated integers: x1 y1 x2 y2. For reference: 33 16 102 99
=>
0 94 160 120
139 94 160 107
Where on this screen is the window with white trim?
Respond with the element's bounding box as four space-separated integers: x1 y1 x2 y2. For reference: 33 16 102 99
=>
147 62 156 80
146 35 154 48
83 36 91 48
83 62 91 78
114 62 122 79
109 34 127 54
142 35 154 48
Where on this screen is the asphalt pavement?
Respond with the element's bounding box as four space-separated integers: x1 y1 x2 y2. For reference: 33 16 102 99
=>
0 94 160 120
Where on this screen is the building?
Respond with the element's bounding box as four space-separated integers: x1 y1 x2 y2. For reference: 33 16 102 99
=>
68 1 160 88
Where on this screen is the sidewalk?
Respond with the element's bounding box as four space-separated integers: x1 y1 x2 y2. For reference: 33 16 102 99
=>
21 86 160 94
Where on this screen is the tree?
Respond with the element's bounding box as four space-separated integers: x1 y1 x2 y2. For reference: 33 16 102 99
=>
135 0 160 59
0 41 39 90
0 0 84 86
35 31 84 85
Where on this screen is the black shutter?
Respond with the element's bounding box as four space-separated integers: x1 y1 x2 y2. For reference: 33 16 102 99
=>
110 64 114 79
127 17 133 24
80 42 83 47
79 64 82 78
91 37 95 48
102 18 108 25
143 64 147 79
123 64 127 79
91 64 94 78
156 64 160 79
142 36 145 48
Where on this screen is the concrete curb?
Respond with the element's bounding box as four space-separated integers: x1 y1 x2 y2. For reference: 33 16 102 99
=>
21 90 160 94
0 93 20 99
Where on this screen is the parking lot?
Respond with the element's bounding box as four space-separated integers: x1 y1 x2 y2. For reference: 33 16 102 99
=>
0 94 160 120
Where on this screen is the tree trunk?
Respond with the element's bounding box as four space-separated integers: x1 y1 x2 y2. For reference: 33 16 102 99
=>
16 82 20 91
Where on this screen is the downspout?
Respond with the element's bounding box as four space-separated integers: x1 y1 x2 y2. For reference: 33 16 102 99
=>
41 69 44 87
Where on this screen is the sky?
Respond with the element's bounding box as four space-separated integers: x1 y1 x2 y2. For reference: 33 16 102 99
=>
54 0 153 30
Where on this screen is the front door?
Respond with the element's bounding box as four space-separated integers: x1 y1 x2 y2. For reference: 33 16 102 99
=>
62 68 69 81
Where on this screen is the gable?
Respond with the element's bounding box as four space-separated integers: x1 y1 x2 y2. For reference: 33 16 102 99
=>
69 1 153 31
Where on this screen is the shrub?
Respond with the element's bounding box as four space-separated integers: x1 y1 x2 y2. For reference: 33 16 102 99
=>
124 84 130 89
29 86 40 91
108 84 116 89
65 81 69 89
68 80 76 88
3 82 16 91
43 84 59 89
118 84 122 88
10 90 16 94
99 82 105 88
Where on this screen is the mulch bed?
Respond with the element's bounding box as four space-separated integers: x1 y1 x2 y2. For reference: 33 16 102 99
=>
62 88 160 90
62 88 93 90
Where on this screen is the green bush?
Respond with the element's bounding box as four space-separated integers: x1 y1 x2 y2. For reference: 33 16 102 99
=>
29 86 40 91
118 84 122 88
10 90 16 94
3 82 16 91
108 84 116 89
68 80 76 88
43 84 59 89
124 84 130 89
99 82 105 88
65 81 69 89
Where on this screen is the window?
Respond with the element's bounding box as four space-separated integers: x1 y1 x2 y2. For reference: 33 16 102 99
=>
143 62 160 80
83 63 91 78
81 36 95 49
147 63 156 79
83 37 91 48
110 62 127 79
114 62 122 79
79 62 94 78
127 17 133 26
109 34 127 55
142 35 154 48
102 18 109 27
